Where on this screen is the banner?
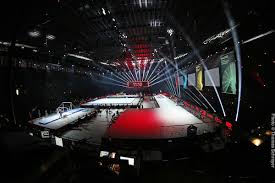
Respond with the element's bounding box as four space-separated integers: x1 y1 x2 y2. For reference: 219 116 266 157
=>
220 52 237 94
196 65 203 91
204 67 220 86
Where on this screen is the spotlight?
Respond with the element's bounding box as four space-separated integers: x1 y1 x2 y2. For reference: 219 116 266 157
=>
102 8 106 15
265 130 272 136
167 28 174 36
251 137 263 147
16 89 19 96
28 30 40 37
46 34 56 40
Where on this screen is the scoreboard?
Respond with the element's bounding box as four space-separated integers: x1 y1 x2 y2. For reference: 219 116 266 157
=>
127 81 150 88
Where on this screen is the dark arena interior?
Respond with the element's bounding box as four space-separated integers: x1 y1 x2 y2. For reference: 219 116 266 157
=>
0 0 274 182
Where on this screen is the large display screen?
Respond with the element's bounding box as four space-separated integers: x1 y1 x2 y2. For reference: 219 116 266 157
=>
204 67 220 87
188 73 196 86
196 65 203 90
220 52 237 94
127 81 149 88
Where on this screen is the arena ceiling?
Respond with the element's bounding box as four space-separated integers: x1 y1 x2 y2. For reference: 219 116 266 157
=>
0 0 273 69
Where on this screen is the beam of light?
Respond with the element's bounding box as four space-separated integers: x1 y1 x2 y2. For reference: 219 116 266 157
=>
165 80 174 96
149 67 169 84
100 62 109 65
176 72 180 97
164 59 178 97
92 74 128 88
171 18 226 117
95 79 128 88
151 48 211 91
186 88 208 109
106 69 129 83
110 72 129 83
98 73 127 85
157 51 180 97
125 63 137 81
203 26 237 45
165 72 177 96
224 1 242 121
147 58 163 81
152 52 217 113
90 62 129 83
142 66 146 81
169 37 180 97
150 74 176 87
138 0 142 8
120 72 131 82
144 60 154 81
165 83 172 94
118 71 131 82
187 77 216 112
242 30 274 45
148 52 181 85
174 53 188 60
124 71 135 82
134 67 139 81
0 41 37 49
115 71 130 83
67 54 93 61
182 89 201 106
99 65 129 83
152 52 199 82
150 69 177 86
148 65 167 83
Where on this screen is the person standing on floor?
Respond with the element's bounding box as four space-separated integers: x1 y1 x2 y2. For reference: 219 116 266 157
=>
59 110 63 118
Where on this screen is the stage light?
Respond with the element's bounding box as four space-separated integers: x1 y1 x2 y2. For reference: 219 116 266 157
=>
150 19 161 27
265 130 272 136
167 28 174 36
46 34 55 40
16 89 19 96
251 137 263 146
28 30 40 37
102 8 106 15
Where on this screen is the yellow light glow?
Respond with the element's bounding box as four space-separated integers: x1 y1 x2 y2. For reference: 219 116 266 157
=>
265 130 272 136
251 138 263 146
